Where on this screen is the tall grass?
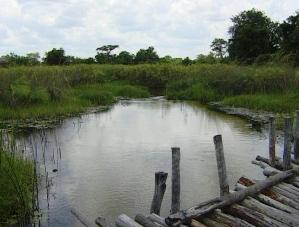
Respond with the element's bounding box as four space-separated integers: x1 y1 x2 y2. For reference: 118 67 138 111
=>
0 64 298 116
0 133 34 225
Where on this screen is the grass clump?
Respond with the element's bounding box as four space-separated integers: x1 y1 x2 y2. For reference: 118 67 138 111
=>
166 82 220 103
0 146 34 225
222 93 299 113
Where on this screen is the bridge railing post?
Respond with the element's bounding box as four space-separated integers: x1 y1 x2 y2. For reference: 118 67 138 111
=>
213 135 229 197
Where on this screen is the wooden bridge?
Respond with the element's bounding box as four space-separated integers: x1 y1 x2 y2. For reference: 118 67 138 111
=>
86 111 299 227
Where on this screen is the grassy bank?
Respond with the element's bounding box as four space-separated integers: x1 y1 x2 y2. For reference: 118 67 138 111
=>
0 64 298 121
0 143 34 225
0 80 149 120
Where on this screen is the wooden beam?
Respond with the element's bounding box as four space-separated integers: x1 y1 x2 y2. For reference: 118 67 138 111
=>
165 168 296 226
135 214 159 227
116 214 142 227
171 147 180 214
283 117 292 170
95 217 112 227
225 204 287 227
294 110 299 160
269 116 276 165
213 135 229 197
150 171 168 215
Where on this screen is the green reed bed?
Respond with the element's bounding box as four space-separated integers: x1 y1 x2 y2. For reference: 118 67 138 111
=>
222 93 299 113
0 64 298 119
0 144 34 225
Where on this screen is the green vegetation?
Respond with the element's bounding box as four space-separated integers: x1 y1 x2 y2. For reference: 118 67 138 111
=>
0 65 150 120
0 64 298 121
0 141 34 225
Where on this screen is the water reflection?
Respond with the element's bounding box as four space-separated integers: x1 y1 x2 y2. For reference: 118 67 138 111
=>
21 99 281 226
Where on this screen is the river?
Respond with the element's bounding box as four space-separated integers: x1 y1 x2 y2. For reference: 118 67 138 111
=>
21 98 281 226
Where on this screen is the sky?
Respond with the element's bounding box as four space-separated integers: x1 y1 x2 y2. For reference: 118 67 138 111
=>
0 0 298 59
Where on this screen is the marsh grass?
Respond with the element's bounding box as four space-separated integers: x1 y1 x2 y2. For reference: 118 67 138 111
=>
222 93 299 113
0 81 150 120
0 134 34 225
0 64 298 117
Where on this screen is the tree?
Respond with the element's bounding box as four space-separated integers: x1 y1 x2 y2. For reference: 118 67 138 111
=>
135 46 159 64
44 48 67 65
26 52 40 65
116 51 134 64
228 9 279 63
279 11 299 65
196 53 217 64
95 45 119 64
210 38 228 59
182 57 193 65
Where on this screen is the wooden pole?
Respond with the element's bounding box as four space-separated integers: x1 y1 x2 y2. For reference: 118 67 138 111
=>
150 171 168 215
213 135 229 197
135 214 158 227
166 167 296 226
283 117 292 170
294 110 299 160
268 116 276 165
171 147 180 214
116 214 142 227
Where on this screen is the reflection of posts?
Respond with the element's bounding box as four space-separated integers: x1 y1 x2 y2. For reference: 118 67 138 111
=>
294 111 299 160
268 116 276 165
150 172 168 215
213 135 229 197
171 147 180 214
283 117 292 170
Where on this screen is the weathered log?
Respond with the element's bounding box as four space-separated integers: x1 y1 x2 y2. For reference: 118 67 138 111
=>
272 186 299 203
200 217 228 227
116 214 142 227
283 117 292 170
256 155 282 170
150 171 168 215
171 147 180 214
235 183 299 215
70 208 95 227
237 177 299 210
214 135 229 197
146 214 167 227
95 217 112 227
281 182 299 193
225 204 287 227
209 209 254 227
269 116 276 165
135 214 158 227
190 219 207 227
241 197 299 226
276 183 299 196
291 181 299 188
251 160 279 176
294 110 299 160
165 168 295 226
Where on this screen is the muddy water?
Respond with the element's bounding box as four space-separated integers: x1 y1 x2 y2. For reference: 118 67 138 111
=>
23 98 282 226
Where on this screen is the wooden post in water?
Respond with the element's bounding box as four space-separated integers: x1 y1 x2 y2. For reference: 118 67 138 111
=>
171 147 180 214
294 111 299 160
150 171 168 215
283 117 292 170
268 116 276 165
213 135 229 197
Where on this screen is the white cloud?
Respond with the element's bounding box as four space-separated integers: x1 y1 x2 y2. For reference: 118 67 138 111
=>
0 0 298 58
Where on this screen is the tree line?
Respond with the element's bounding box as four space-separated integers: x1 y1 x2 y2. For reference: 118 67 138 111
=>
0 9 298 67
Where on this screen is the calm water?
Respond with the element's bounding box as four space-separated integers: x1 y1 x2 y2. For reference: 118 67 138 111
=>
22 98 282 226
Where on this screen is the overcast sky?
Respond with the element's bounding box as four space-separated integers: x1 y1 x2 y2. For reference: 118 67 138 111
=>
0 0 298 58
